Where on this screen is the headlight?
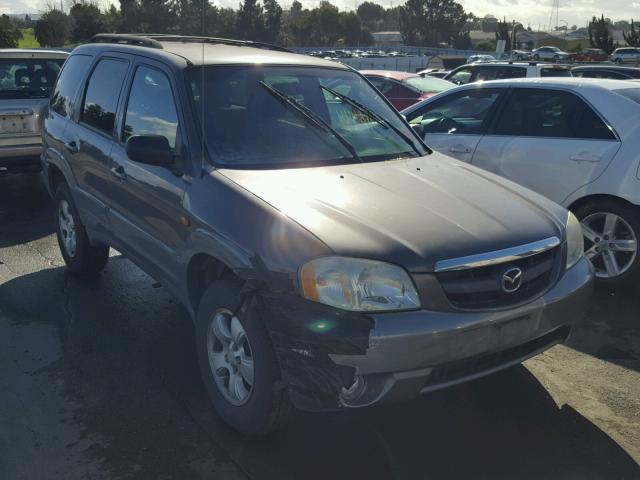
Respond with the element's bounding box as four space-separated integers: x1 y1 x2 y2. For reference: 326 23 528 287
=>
566 211 584 269
300 257 420 312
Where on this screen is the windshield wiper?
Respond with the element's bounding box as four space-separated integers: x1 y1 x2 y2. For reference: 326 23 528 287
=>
320 85 424 157
259 81 361 163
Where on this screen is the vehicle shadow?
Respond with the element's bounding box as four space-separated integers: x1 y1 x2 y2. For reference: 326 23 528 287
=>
0 173 55 248
1 261 638 480
566 286 640 374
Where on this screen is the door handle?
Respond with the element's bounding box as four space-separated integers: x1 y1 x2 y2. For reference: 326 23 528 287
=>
111 164 127 181
64 140 78 154
449 145 471 154
570 153 601 163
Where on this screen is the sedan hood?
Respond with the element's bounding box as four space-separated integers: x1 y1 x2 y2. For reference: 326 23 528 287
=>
220 154 567 272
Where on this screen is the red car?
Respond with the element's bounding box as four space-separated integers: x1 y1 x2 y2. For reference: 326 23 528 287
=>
568 48 610 63
360 70 453 110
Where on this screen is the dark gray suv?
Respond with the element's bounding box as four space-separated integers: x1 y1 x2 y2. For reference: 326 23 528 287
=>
42 34 593 435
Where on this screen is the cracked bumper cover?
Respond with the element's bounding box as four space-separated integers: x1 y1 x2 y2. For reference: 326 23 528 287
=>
264 257 593 412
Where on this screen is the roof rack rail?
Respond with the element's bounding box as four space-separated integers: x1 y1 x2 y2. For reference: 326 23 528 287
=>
89 33 291 53
89 34 164 49
142 34 292 53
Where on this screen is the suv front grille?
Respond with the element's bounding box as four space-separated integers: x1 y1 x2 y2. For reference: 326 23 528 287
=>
435 246 561 310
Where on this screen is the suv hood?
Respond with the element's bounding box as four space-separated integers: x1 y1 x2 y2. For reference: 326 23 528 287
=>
220 154 567 272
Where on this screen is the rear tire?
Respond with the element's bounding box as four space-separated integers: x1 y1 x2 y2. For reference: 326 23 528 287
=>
195 279 294 435
55 183 109 276
573 199 640 289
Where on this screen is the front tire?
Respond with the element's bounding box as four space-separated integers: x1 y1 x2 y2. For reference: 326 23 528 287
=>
55 183 109 276
195 279 294 435
533 54 540 61
574 199 640 288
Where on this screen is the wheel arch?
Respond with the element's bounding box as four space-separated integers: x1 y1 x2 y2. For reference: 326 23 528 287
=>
186 253 237 316
568 194 638 213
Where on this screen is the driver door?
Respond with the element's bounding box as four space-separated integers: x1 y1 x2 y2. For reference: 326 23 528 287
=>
405 88 505 162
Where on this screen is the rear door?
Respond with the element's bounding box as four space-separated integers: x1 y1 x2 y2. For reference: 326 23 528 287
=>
107 60 189 288
405 88 505 162
472 87 621 204
65 55 131 230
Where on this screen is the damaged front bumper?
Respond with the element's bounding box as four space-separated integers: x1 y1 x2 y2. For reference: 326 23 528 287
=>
262 257 593 412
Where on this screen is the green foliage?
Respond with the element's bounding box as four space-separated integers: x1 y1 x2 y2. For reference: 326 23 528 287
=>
399 0 469 47
476 41 495 52
18 28 39 48
623 20 640 47
35 9 74 47
589 15 616 54
70 3 108 43
0 14 23 48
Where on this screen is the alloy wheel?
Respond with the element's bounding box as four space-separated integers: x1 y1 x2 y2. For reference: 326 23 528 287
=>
206 308 254 406
581 212 638 279
58 200 77 258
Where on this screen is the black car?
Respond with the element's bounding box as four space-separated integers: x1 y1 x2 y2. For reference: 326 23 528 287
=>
571 65 640 80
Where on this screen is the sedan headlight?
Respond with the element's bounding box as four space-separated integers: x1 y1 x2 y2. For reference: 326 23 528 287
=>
300 257 420 312
566 212 584 269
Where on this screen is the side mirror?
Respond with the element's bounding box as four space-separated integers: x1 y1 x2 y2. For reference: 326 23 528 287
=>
126 135 173 168
411 123 425 138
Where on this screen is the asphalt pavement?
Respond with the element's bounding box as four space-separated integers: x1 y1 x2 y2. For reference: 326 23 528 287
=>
1 173 639 480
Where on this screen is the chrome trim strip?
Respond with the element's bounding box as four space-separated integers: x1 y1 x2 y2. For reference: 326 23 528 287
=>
434 236 561 273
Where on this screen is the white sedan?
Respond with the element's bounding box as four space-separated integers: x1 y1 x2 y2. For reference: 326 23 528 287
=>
402 78 640 285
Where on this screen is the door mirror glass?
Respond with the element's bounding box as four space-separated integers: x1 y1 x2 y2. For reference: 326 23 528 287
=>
126 135 173 167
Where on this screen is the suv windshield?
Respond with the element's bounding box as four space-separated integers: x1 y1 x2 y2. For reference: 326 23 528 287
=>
0 58 64 99
188 66 427 168
404 75 452 94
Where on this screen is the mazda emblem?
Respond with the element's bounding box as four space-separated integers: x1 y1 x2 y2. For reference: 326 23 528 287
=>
502 267 523 293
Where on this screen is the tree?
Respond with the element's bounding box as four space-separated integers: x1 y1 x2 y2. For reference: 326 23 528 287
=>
263 0 283 43
35 9 74 47
70 3 107 43
495 17 511 51
589 15 616 54
340 12 362 46
0 14 23 48
623 20 640 47
357 1 384 31
399 0 468 47
237 0 265 41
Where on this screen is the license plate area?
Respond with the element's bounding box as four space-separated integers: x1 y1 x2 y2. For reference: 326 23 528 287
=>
0 109 36 135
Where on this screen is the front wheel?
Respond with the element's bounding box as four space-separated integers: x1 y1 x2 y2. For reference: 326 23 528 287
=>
55 183 109 276
195 279 294 435
574 200 640 288
553 55 560 63
533 54 540 61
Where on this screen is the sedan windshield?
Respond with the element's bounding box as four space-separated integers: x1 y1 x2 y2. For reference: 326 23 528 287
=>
404 75 453 94
0 58 64 99
187 66 427 168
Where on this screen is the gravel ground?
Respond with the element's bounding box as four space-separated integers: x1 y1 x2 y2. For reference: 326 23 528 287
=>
1 174 638 480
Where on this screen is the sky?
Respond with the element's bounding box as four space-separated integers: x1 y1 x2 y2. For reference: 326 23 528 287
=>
4 0 640 30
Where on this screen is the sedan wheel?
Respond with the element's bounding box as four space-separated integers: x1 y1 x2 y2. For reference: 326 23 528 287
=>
581 212 638 279
206 308 254 406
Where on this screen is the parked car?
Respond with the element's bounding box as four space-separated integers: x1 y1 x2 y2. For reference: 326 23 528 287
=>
0 49 67 174
611 48 640 65
444 62 572 85
568 48 609 63
572 65 640 80
467 54 495 63
402 77 640 285
360 70 454 109
509 50 532 61
43 34 592 435
532 46 571 62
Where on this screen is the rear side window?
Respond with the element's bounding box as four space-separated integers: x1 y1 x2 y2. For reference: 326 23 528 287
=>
123 66 179 148
407 89 502 135
493 89 615 140
540 67 572 77
475 66 526 81
81 59 128 135
367 76 393 94
50 55 92 117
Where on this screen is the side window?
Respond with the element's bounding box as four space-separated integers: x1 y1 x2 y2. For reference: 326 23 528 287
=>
407 89 501 135
475 66 526 82
367 77 393 94
50 55 92 117
447 68 473 85
81 59 128 135
123 66 179 149
493 89 615 140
